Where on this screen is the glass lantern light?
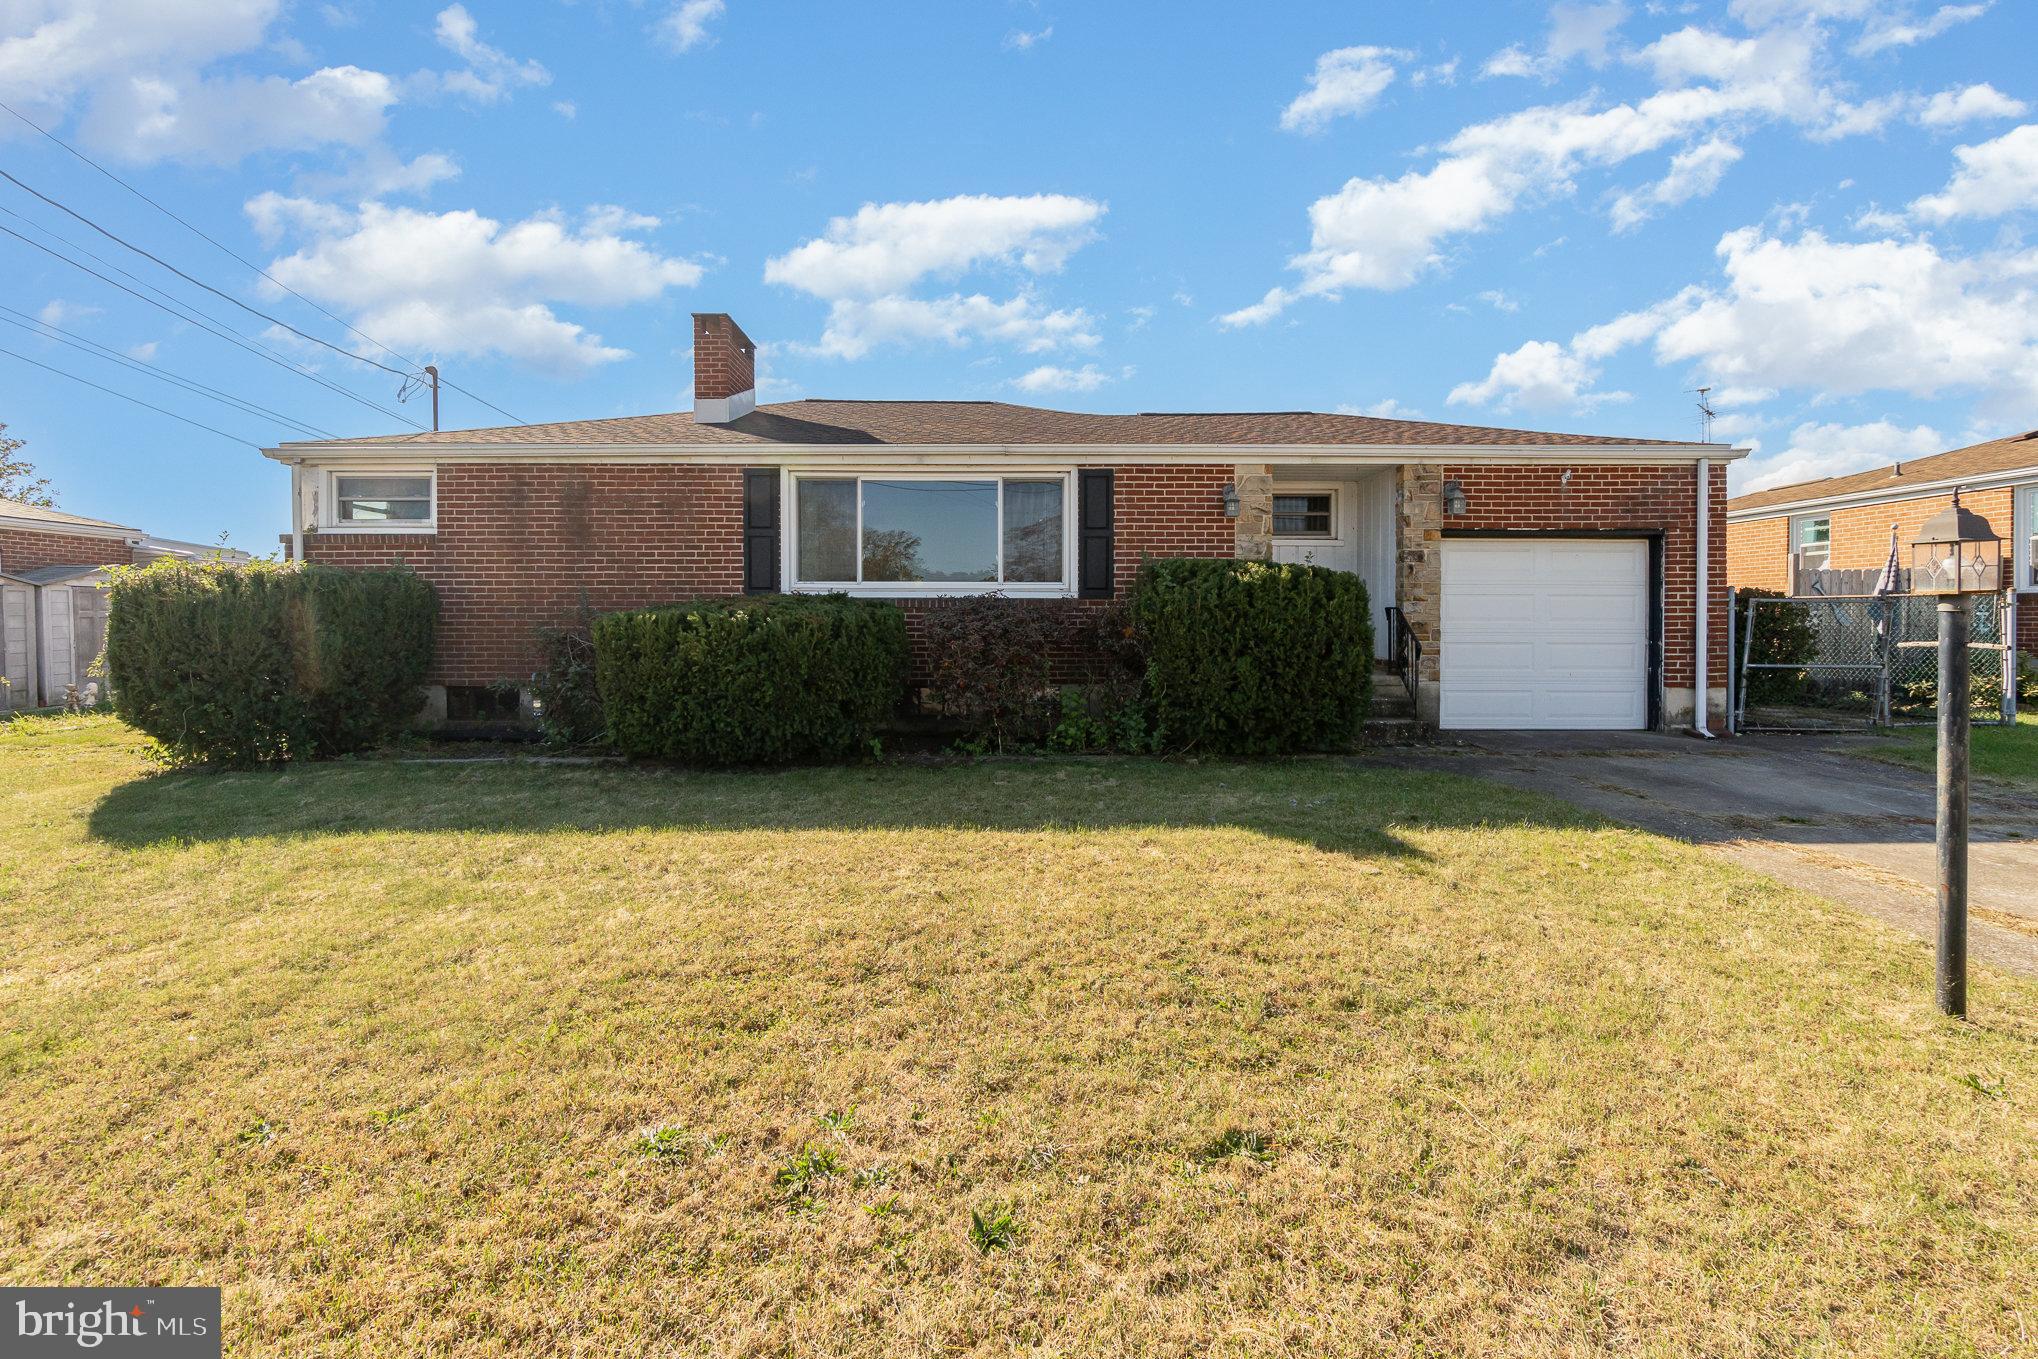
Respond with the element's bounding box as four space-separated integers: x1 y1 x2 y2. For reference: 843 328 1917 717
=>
1909 489 2002 597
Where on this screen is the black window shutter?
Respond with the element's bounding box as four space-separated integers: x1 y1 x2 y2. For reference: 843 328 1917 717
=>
743 468 780 594
1077 468 1115 599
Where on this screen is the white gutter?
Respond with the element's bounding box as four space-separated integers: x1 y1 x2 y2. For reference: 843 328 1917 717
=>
1693 457 1715 739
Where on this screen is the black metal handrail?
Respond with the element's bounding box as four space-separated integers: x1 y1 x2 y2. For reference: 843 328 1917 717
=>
1385 606 1420 702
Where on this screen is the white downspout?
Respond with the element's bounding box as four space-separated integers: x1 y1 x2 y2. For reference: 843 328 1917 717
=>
289 461 305 564
1692 456 1716 738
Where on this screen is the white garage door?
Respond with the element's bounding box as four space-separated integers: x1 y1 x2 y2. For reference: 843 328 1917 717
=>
1440 539 1649 730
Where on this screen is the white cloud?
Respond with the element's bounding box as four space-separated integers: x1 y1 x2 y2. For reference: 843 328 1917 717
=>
431 4 549 102
1909 123 2038 219
1004 26 1052 51
1609 136 1742 230
552 99 576 119
1011 363 1127 394
656 0 724 53
36 300 103 326
765 193 1106 359
80 62 399 163
1339 398 1424 419
1483 2 1629 80
1409 58 1460 89
1228 23 1851 321
253 199 703 374
1737 419 1949 492
126 340 157 361
1917 83 2027 128
0 0 540 164
1475 289 1521 312
1280 46 1409 133
1852 2 1990 55
1454 226 2038 423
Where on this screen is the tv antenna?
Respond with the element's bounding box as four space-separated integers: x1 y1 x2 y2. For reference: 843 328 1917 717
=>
1691 385 1717 444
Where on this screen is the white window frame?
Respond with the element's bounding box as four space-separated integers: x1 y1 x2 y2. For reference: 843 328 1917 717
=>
781 469 1077 598
320 468 436 534
2018 483 2038 591
1790 513 1830 593
1271 487 1340 541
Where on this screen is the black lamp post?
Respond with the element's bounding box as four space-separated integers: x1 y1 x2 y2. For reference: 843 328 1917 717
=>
1909 489 2004 1019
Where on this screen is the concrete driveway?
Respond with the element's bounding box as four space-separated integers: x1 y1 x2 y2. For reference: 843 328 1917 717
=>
1376 731 2038 978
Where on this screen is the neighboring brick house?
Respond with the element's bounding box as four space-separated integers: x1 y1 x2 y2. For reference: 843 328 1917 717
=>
267 312 1742 732
1 502 250 711
1725 430 2038 663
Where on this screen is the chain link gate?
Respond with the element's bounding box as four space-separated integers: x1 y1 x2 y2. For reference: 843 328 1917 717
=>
1731 590 2016 734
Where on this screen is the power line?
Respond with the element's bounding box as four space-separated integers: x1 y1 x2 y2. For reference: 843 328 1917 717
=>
0 98 527 426
0 306 336 439
0 218 428 431
0 343 259 448
0 164 415 379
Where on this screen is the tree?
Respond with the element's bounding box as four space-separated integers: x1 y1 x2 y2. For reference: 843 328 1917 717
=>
0 425 56 508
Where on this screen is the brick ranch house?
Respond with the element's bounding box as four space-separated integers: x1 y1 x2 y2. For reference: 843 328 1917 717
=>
1725 429 2037 665
1 502 248 711
266 313 1742 733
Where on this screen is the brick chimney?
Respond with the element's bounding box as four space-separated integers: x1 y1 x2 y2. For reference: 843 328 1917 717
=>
692 312 757 424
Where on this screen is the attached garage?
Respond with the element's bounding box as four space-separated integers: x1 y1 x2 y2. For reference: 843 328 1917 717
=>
1439 538 1652 730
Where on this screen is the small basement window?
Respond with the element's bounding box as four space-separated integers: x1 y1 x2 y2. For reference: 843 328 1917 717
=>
444 685 520 722
1273 492 1334 537
333 473 434 526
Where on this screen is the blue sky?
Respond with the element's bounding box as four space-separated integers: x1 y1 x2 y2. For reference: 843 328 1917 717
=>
3 0 2036 555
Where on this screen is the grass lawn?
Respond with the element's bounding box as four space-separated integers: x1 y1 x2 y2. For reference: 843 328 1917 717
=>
3 717 2037 1357
1868 710 2038 790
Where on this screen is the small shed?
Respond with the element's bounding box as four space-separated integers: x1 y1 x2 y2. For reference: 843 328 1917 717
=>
4 565 113 709
0 572 34 712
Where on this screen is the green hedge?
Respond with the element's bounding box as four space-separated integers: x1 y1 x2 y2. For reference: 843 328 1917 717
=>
106 559 437 766
1129 558 1373 755
593 596 907 764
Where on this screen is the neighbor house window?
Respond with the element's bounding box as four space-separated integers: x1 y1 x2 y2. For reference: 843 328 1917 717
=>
1272 492 1335 537
790 475 1069 591
1791 514 1830 592
332 473 434 527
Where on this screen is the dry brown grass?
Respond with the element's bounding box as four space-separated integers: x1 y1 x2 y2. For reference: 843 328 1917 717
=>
2 717 2035 1357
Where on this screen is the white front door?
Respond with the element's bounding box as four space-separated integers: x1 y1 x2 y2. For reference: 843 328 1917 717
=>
1271 473 1395 659
1440 539 1649 730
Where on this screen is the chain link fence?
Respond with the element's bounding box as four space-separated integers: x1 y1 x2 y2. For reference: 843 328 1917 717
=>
1731 590 2017 733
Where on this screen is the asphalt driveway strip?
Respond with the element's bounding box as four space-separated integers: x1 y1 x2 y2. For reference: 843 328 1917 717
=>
1369 730 2038 980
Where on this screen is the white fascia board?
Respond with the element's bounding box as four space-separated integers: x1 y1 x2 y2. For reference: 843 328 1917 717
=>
1727 465 2038 522
264 441 1745 467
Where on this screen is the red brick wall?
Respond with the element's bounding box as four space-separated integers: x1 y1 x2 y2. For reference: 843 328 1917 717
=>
303 464 746 684
1725 515 1789 593
0 526 134 574
1441 462 1728 691
301 462 1237 687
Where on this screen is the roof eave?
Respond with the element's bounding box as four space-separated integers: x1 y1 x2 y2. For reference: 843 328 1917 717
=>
264 440 1746 464
1727 462 2038 521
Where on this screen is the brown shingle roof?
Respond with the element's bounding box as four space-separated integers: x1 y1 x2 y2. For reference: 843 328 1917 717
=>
1729 430 2038 514
275 400 1707 450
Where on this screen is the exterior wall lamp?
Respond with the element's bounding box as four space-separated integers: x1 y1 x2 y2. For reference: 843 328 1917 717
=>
1909 486 2004 1019
1442 480 1468 516
1220 482 1240 518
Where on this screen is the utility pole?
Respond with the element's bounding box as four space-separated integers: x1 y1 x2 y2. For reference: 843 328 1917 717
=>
424 364 440 432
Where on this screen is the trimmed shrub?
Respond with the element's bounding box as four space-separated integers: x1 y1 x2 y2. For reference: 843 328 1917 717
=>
1129 558 1373 755
594 595 906 764
919 596 1126 751
530 624 605 748
106 559 437 766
